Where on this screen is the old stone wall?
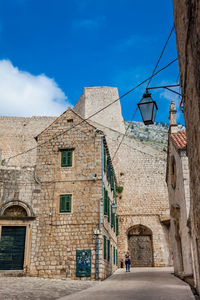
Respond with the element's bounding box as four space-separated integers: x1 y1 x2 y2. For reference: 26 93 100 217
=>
29 109 117 279
74 87 170 268
0 116 56 167
173 0 200 292
74 87 125 134
167 140 192 276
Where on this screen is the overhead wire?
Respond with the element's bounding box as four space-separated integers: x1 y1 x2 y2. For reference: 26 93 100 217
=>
5 58 178 164
112 24 175 162
112 107 138 161
146 24 175 89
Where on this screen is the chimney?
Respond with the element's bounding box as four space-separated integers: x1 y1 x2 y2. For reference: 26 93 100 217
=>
169 101 178 134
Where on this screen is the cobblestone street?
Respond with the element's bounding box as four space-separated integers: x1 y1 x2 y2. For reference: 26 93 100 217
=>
0 276 98 300
0 268 196 300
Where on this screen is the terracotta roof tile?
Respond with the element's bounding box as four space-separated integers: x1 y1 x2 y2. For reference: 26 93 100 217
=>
171 131 187 150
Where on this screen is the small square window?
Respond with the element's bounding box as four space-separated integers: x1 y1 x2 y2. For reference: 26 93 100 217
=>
61 149 73 167
60 194 72 213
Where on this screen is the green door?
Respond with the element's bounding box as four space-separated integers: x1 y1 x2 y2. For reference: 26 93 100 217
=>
0 226 26 270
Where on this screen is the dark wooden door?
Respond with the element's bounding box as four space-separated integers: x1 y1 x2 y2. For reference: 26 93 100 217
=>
0 226 26 270
129 235 153 267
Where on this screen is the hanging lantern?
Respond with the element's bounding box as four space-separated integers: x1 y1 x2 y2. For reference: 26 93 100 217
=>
137 91 158 125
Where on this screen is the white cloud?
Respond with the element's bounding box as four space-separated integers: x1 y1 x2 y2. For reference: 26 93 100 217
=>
73 16 105 30
0 60 70 117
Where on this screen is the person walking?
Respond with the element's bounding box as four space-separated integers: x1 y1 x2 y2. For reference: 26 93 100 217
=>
125 251 131 272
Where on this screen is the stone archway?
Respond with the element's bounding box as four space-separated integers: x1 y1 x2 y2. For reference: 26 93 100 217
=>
127 224 154 267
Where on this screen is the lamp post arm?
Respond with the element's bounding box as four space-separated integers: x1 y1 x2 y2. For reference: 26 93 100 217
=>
164 87 182 96
147 84 181 96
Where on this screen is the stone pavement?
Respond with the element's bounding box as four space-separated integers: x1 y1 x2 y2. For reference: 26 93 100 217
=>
59 267 195 300
0 276 99 300
0 268 196 300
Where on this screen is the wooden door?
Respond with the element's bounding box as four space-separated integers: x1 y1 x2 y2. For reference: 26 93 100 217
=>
0 226 26 270
128 235 153 267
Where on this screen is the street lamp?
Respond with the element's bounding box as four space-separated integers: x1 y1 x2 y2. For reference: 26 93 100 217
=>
112 203 117 214
137 90 158 125
137 84 181 125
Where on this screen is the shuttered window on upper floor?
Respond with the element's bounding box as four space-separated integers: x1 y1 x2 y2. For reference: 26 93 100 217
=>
60 194 72 213
104 236 107 259
61 149 73 167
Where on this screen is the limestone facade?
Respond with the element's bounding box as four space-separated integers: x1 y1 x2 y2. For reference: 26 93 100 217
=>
166 101 193 282
75 87 171 268
173 0 200 293
0 109 118 280
0 86 171 279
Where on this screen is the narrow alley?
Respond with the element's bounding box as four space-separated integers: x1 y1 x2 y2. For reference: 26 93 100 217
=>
60 267 195 300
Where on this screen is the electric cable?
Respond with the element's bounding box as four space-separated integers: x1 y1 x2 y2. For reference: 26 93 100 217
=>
112 107 138 161
112 24 176 162
146 24 175 89
4 58 178 163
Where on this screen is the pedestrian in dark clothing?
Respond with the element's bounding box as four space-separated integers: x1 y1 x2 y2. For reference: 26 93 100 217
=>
125 251 131 272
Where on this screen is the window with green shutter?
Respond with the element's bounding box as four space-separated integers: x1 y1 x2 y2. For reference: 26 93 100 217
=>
108 198 110 222
111 169 115 191
116 216 119 236
111 210 115 230
103 146 107 172
60 194 72 213
116 249 118 265
107 240 110 262
113 186 116 203
113 246 115 264
104 189 108 215
104 236 107 259
61 149 73 167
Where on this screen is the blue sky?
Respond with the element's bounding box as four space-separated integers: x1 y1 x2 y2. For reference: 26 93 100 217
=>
0 0 184 124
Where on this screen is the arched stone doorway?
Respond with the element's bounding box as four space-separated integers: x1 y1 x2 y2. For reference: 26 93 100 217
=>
127 224 154 267
0 201 35 271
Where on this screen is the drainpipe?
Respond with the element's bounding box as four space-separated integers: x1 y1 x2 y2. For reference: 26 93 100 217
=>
100 136 104 232
95 136 104 281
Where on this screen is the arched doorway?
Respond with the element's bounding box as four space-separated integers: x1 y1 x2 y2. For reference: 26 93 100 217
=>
0 201 35 271
128 224 153 267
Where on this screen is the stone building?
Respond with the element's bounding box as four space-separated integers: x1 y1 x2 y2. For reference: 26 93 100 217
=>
166 101 193 283
0 86 171 279
0 108 118 280
173 0 200 293
74 87 171 268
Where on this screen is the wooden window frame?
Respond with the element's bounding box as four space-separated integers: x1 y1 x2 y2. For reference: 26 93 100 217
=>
61 149 74 167
60 194 72 213
104 236 107 259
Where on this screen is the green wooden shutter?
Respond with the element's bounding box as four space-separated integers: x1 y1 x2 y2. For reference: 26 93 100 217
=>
103 146 107 172
111 210 114 228
116 216 119 236
60 195 66 212
60 195 72 212
108 198 110 222
111 169 115 191
104 189 108 215
116 249 118 265
61 150 73 167
107 240 110 261
66 194 72 212
113 186 116 203
104 236 107 259
114 247 115 264
67 150 72 166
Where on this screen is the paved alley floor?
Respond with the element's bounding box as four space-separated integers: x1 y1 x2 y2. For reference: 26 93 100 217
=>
60 267 195 300
0 268 196 300
0 276 99 300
